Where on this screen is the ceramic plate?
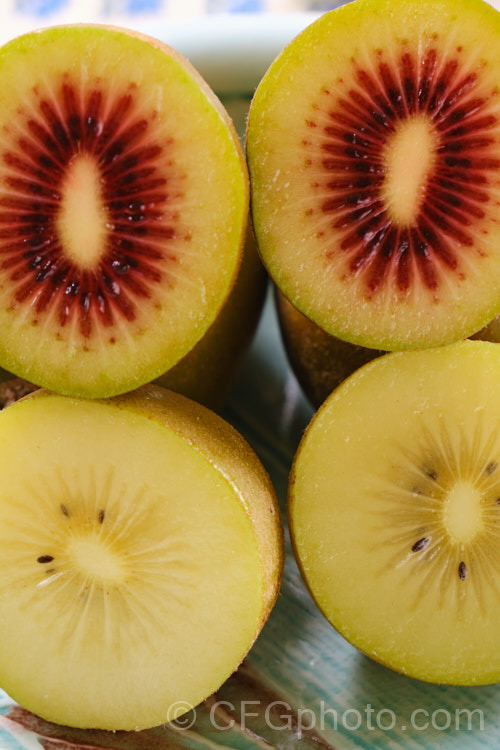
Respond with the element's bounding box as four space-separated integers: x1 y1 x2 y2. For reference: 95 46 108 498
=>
0 12 499 750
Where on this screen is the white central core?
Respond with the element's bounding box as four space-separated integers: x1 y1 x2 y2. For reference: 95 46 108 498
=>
382 115 438 226
444 480 484 544
57 153 108 269
68 537 124 584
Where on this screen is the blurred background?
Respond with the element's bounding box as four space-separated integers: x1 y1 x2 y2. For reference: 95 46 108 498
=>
0 0 498 97
0 0 497 28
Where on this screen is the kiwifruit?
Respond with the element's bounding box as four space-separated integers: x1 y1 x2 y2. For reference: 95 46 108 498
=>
0 376 37 409
275 288 383 408
247 0 500 351
289 340 500 684
0 385 283 730
0 25 248 398
276 286 500 408
471 313 500 343
156 227 267 409
0 231 266 412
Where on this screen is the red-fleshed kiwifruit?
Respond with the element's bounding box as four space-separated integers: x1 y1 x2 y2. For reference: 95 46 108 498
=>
247 0 500 351
0 26 248 397
0 233 266 412
156 228 267 409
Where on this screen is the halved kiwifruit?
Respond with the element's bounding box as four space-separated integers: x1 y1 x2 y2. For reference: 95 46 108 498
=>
0 385 283 730
0 26 248 397
247 0 500 350
289 340 500 684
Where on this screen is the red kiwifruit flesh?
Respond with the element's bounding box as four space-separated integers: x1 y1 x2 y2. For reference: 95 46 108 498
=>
247 0 500 350
0 26 247 397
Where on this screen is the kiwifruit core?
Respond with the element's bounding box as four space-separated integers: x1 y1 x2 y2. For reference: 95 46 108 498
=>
444 481 484 544
289 341 500 684
381 115 438 227
247 0 500 349
67 536 125 584
377 421 498 589
0 27 247 396
57 153 109 269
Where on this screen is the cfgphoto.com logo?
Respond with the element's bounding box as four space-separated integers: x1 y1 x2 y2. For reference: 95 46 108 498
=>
166 700 485 734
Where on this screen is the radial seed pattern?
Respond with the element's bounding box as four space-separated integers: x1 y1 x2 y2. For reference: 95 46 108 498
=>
0 75 178 339
0 464 197 657
310 45 500 297
373 421 500 615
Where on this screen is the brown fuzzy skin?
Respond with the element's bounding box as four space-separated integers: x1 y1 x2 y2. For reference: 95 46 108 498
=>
277 289 500 409
156 229 267 410
470 315 500 344
275 289 384 409
26 384 284 629
0 378 38 409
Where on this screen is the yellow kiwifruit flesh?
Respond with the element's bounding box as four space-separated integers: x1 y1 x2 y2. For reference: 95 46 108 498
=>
0 386 282 729
290 340 500 684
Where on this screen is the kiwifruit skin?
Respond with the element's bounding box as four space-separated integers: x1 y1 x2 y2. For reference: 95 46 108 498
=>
275 289 383 409
156 228 267 410
7 385 284 728
278 290 500 409
288 340 500 685
247 0 500 352
0 25 249 399
470 314 500 344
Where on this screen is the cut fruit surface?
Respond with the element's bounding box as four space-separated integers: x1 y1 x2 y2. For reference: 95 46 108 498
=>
0 26 248 396
156 228 267 409
0 386 283 729
247 0 500 350
289 341 500 684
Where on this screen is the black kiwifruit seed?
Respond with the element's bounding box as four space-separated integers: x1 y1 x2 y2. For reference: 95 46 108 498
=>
412 537 430 553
